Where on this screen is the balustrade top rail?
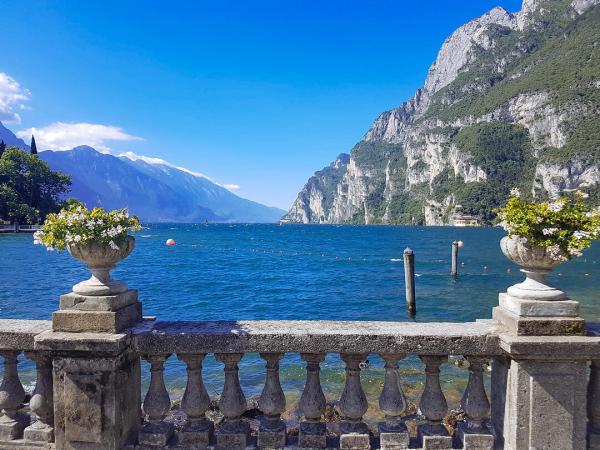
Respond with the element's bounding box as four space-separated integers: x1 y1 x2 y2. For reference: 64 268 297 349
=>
130 319 501 355
0 319 51 350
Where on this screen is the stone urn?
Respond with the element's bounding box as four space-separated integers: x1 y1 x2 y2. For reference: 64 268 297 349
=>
500 235 567 301
67 235 135 296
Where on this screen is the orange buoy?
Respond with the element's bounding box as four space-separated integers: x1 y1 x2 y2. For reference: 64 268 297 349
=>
166 238 176 246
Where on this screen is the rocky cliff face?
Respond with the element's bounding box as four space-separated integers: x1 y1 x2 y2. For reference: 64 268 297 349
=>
283 0 600 224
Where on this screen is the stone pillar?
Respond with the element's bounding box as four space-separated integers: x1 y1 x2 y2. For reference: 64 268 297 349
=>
378 353 409 450
177 353 213 448
0 350 28 440
457 356 493 450
298 353 327 449
215 353 249 450
35 331 141 450
258 352 286 449
417 355 452 449
589 360 600 449
24 351 54 442
339 353 370 450
139 354 173 446
499 356 588 450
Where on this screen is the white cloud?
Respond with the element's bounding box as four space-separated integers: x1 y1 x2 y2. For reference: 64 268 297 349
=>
16 122 143 152
223 184 240 191
0 72 31 124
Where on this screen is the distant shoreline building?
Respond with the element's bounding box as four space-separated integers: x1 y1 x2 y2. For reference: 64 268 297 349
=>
452 214 480 227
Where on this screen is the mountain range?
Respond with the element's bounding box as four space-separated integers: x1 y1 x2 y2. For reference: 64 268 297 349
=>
283 0 600 225
0 123 285 223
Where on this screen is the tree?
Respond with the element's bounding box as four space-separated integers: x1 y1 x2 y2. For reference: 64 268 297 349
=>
30 135 38 155
0 140 5 158
0 147 71 224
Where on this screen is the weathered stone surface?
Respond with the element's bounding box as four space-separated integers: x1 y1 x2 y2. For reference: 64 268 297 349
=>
0 414 29 441
138 421 174 447
215 420 249 450
498 332 600 359
52 301 142 333
457 423 493 450
60 289 138 312
421 434 453 449
379 431 409 449
493 306 585 336
34 330 130 355
502 359 588 450
499 293 579 317
177 418 213 448
339 433 370 449
0 320 51 351
298 422 326 448
52 348 141 450
132 320 500 355
0 440 54 449
257 426 286 448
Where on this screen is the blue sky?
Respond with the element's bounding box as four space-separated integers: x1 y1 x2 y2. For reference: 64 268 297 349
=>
0 0 522 209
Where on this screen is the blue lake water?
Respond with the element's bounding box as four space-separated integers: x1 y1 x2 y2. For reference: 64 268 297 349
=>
2 224 599 415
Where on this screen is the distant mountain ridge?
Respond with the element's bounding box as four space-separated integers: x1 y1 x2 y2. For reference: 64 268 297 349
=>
0 124 285 223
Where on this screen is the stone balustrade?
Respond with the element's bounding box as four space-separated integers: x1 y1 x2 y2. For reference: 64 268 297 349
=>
0 318 599 449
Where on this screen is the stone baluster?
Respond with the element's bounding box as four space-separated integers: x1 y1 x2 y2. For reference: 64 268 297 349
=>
418 355 452 448
588 360 600 448
458 356 493 449
0 351 28 440
215 353 249 450
339 353 370 450
378 354 409 450
23 351 54 442
298 353 327 449
258 352 286 449
177 353 213 448
139 354 174 447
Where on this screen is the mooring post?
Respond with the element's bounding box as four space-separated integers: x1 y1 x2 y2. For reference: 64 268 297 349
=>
451 241 459 277
404 247 416 315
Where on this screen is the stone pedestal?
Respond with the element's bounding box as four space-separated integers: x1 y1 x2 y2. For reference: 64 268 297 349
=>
417 424 452 450
378 423 409 450
456 423 493 450
257 417 286 449
493 293 585 336
34 332 141 450
138 421 173 446
339 432 370 449
298 421 326 448
493 353 588 450
177 418 213 448
215 419 249 450
53 290 142 333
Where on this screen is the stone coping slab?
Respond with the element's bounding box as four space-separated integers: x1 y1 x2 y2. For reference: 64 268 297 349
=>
498 332 600 359
0 319 52 350
34 330 131 355
131 320 502 355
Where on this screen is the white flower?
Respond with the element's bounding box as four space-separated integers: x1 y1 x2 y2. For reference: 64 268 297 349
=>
542 227 559 236
548 201 565 212
510 187 521 198
546 244 567 262
575 190 589 199
573 231 591 239
535 216 543 224
109 240 119 250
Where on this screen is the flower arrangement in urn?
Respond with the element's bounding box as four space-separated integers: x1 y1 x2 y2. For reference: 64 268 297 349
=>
496 189 600 301
34 202 141 296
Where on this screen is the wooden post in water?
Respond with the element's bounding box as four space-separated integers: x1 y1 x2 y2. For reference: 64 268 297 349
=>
404 247 416 315
451 240 464 277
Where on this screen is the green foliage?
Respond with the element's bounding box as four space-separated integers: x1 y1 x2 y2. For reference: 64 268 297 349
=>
0 147 71 224
35 203 141 251
539 117 600 165
429 123 536 224
496 190 600 259
424 4 600 121
30 135 37 155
